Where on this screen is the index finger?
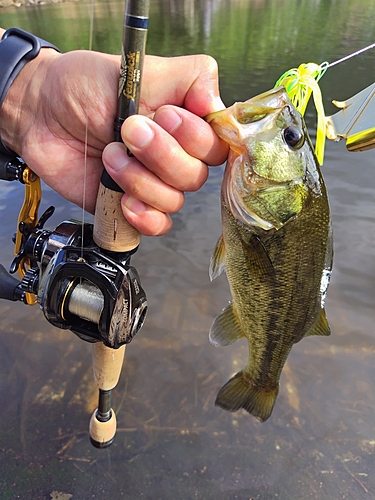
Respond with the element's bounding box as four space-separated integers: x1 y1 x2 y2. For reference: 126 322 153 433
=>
141 54 225 117
154 105 229 166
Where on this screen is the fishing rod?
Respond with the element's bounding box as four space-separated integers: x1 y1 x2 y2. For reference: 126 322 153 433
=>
90 0 150 448
0 0 149 448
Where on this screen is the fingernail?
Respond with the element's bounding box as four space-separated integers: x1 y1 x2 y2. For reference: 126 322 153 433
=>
122 194 146 215
156 107 182 134
103 142 131 172
123 117 154 149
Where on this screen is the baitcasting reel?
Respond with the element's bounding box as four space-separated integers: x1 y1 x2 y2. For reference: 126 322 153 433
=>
0 153 147 349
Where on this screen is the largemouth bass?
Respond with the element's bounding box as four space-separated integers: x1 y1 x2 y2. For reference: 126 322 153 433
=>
206 87 333 422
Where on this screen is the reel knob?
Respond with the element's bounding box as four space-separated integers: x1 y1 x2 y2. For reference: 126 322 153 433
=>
21 267 39 294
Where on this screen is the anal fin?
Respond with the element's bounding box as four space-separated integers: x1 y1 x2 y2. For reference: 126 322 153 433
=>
304 308 331 337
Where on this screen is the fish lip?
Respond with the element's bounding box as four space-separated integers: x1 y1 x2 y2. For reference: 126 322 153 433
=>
206 87 293 154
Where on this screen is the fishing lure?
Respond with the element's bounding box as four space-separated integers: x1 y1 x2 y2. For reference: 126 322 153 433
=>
275 62 328 165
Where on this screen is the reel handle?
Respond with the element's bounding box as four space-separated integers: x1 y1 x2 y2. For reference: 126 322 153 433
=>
0 263 22 301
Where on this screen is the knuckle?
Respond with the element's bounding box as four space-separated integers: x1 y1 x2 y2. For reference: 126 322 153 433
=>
122 161 156 197
186 163 208 192
127 172 151 196
168 192 185 213
194 54 219 76
143 213 173 236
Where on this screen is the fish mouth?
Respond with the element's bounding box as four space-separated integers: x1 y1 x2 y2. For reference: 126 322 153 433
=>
206 86 288 124
206 87 291 155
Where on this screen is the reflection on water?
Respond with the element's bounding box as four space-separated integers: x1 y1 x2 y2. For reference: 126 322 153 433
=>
1 0 375 498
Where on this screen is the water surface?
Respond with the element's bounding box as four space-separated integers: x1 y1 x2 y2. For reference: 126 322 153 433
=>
0 1 375 498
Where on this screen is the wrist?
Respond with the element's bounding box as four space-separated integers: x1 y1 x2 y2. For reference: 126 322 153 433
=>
0 47 59 156
0 28 61 157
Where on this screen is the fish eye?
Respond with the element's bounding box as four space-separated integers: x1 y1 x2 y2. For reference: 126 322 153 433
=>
238 113 267 124
283 126 305 150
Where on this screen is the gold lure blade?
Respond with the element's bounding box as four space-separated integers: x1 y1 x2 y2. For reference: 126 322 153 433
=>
325 82 375 152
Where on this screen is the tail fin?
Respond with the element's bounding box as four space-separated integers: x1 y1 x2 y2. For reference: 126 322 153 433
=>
215 371 279 422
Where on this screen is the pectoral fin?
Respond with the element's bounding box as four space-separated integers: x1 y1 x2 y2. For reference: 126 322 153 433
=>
209 234 226 281
243 234 275 279
304 309 331 337
209 302 245 347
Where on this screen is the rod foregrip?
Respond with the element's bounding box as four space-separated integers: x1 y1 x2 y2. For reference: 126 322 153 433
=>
93 180 141 252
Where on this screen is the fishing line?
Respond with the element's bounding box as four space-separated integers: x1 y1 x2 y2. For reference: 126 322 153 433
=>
81 0 95 259
323 41 375 69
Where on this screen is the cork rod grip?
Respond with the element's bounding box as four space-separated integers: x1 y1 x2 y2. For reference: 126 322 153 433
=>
89 343 126 447
93 184 140 252
92 342 126 391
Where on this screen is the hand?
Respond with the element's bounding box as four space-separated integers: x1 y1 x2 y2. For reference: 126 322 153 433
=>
0 48 228 236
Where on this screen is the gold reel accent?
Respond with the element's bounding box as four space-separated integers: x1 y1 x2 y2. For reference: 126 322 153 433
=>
15 166 41 305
